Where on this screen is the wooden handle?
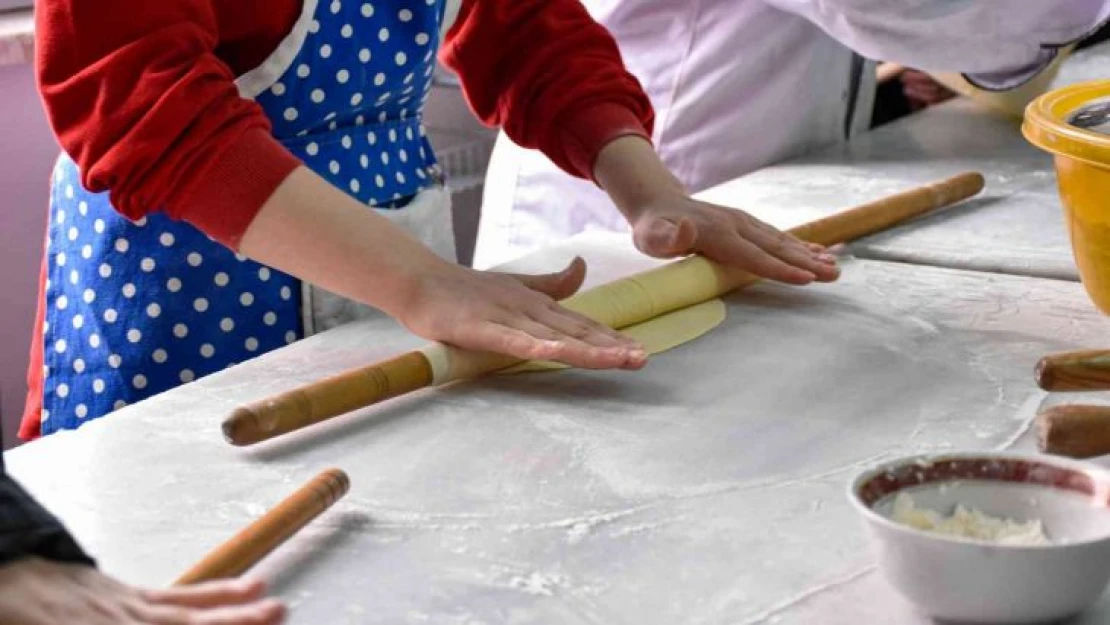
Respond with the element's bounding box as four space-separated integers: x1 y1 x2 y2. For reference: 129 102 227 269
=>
174 469 350 585
223 351 433 445
788 171 984 247
1036 405 1110 459
1035 350 1110 392
223 172 984 446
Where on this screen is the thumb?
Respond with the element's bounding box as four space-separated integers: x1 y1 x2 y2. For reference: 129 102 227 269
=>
506 256 587 301
633 215 697 259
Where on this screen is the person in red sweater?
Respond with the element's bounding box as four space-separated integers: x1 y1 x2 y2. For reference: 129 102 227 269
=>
25 0 838 438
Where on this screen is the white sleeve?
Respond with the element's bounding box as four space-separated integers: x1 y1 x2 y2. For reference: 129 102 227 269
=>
764 0 1110 89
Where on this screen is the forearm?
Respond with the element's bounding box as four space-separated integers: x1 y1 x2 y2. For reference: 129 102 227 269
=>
593 135 685 223
442 0 653 181
238 167 447 318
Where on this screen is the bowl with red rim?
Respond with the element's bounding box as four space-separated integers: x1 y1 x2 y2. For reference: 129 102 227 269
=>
848 452 1110 624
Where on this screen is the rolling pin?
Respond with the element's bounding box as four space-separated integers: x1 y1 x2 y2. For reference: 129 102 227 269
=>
1036 405 1110 459
222 172 985 446
174 469 350 585
1034 349 1110 392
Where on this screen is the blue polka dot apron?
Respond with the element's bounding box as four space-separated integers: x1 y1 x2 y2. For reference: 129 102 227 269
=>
33 0 452 435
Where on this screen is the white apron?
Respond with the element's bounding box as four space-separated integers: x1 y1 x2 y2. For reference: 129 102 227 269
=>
305 186 456 334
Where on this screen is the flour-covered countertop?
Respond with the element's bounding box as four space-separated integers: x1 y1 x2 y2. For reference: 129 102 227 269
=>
8 232 1110 624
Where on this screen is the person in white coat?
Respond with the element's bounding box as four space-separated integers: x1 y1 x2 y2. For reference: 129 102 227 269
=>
474 0 1110 269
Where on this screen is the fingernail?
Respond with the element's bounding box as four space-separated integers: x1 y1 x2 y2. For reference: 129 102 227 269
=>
818 254 837 264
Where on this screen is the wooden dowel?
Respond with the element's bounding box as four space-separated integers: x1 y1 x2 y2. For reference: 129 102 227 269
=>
174 469 350 585
1034 349 1110 392
222 172 985 447
1036 405 1110 459
223 352 433 446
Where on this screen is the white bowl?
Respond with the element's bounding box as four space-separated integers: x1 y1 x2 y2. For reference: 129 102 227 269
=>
848 452 1110 623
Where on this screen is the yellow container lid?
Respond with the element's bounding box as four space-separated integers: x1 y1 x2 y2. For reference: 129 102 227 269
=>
1023 79 1110 170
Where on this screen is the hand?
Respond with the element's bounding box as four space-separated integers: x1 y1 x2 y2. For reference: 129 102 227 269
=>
240 168 643 370
625 191 840 285
593 136 840 285
394 256 648 369
900 69 955 110
0 558 285 625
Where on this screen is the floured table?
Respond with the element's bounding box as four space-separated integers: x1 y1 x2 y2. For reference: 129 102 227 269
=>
9 233 1110 624
697 42 1110 283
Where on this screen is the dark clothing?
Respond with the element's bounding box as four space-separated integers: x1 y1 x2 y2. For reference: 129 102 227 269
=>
0 429 93 568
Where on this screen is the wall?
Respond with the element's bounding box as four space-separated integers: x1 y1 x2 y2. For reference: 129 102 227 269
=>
0 71 493 450
0 63 54 448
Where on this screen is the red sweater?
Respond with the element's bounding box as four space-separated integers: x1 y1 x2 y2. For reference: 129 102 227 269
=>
35 0 654 249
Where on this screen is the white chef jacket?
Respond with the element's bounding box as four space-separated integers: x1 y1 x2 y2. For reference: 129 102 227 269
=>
473 0 1110 269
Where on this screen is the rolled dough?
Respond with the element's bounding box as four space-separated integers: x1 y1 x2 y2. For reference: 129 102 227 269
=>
500 298 728 374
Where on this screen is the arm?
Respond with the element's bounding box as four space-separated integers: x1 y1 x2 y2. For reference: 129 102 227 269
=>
765 0 1110 89
37 0 643 370
441 0 838 284
439 0 653 181
36 0 302 249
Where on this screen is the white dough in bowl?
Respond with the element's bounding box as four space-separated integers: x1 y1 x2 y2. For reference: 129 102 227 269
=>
891 492 1050 546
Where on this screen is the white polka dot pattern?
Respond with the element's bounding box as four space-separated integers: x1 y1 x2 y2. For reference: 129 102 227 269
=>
256 0 442 208
38 159 303 434
34 0 445 434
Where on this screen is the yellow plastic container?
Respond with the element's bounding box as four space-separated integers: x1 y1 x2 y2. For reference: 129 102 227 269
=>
1024 80 1110 314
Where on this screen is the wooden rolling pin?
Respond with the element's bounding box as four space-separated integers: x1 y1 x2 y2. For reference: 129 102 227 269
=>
222 172 985 446
1036 405 1110 459
174 469 350 585
1034 349 1110 392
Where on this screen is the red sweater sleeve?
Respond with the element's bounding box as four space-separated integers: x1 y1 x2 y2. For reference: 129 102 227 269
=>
35 0 301 249
439 0 654 181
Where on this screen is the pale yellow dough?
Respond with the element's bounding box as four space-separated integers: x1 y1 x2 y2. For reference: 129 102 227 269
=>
500 298 727 374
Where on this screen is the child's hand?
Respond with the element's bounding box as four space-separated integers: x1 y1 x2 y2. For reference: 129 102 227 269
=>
397 256 648 370
626 191 839 285
594 136 840 285
242 167 643 370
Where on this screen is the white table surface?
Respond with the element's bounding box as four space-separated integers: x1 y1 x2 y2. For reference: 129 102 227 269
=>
9 233 1110 624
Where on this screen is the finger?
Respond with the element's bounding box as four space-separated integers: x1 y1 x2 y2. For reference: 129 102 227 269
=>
746 218 837 265
134 598 286 625
744 217 835 265
704 230 818 285
506 317 647 370
504 256 587 301
632 216 697 259
729 228 835 284
142 578 266 608
186 600 287 625
531 303 638 350
471 321 645 370
739 217 840 282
